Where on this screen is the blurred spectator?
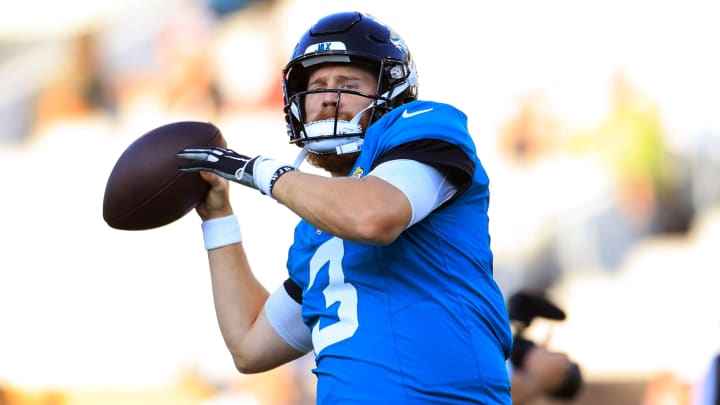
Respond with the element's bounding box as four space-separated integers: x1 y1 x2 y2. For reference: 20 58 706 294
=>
491 91 573 291
32 29 115 134
113 3 224 130
572 70 693 236
641 372 691 405
507 290 583 405
511 344 581 405
549 70 696 273
499 91 566 167
210 0 287 114
154 6 222 115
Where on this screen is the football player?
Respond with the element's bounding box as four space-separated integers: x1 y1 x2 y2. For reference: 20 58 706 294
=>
179 11 512 404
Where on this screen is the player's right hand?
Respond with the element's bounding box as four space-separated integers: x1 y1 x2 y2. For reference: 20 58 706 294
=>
195 171 233 222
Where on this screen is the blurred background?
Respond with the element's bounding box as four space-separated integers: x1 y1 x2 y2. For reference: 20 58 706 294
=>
0 0 718 404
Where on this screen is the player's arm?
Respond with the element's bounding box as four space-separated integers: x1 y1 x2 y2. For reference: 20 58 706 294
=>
206 242 308 373
179 140 473 245
273 139 473 244
195 171 308 373
273 172 410 244
182 148 412 245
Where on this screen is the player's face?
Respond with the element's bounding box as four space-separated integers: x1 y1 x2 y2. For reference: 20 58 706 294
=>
302 64 378 176
304 64 378 125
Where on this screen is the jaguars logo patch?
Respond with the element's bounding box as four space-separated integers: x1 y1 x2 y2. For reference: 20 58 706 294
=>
351 166 364 178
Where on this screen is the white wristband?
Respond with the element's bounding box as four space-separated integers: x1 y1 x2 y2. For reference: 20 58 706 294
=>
253 157 295 197
201 214 242 250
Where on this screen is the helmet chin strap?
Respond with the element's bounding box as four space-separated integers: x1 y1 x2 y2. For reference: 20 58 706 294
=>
292 145 309 169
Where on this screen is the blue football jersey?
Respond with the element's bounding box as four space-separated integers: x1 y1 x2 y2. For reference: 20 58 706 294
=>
287 100 513 404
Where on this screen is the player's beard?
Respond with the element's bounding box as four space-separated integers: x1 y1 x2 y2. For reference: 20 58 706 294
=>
303 107 369 176
305 151 359 177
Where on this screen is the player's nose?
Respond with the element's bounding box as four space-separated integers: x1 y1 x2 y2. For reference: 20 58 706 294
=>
321 90 340 107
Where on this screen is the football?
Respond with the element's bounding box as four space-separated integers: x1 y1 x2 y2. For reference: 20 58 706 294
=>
103 121 226 230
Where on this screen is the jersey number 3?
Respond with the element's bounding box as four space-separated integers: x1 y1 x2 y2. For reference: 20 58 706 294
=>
308 237 359 353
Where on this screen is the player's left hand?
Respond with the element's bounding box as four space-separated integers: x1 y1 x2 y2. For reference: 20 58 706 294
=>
178 146 257 186
178 146 295 196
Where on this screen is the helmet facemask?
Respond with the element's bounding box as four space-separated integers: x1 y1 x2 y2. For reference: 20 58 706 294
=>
284 59 408 154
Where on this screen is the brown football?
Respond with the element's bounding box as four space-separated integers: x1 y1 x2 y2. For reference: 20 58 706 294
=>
103 121 225 230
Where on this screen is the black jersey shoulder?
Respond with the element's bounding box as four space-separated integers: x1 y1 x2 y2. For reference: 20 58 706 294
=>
372 138 475 197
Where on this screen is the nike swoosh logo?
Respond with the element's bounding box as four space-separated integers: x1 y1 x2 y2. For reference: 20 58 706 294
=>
402 108 434 118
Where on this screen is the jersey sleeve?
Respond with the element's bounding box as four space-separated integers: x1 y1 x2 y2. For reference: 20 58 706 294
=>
372 138 475 202
368 159 456 227
264 283 313 353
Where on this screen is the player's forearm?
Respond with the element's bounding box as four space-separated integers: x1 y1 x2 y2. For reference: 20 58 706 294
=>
207 243 269 357
272 171 410 244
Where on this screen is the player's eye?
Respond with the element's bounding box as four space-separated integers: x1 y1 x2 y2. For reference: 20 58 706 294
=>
340 82 359 90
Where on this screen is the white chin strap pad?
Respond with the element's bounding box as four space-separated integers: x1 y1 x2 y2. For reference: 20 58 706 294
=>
304 119 362 137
